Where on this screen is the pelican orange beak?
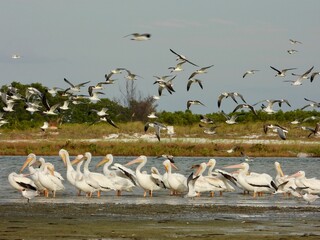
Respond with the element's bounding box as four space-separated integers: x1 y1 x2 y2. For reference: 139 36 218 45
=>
276 163 285 177
171 162 178 170
71 155 87 165
20 155 35 173
96 156 110 169
288 171 301 178
48 166 55 176
125 157 143 166
60 152 67 167
194 165 204 177
224 163 243 169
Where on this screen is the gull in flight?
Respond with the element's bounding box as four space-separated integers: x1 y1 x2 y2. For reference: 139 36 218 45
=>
287 49 298 54
187 78 203 91
124 69 142 80
144 122 167 141
270 66 297 77
217 92 246 109
187 100 205 110
199 124 219 135
188 65 214 79
284 66 314 86
64 78 90 92
168 60 187 73
11 54 21 59
220 110 244 125
310 72 320 82
169 49 199 67
253 99 291 114
154 75 176 96
243 69 259 78
232 104 257 116
123 33 151 41
289 39 302 44
263 124 288 140
301 98 320 110
296 123 320 138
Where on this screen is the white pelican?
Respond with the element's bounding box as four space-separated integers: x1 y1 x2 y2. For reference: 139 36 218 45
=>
193 162 227 197
206 159 235 194
74 160 98 197
38 163 65 197
59 149 84 194
224 162 277 197
19 153 46 194
273 162 298 197
163 159 188 194
125 155 163 197
8 172 36 192
72 152 115 197
289 171 320 194
96 154 136 196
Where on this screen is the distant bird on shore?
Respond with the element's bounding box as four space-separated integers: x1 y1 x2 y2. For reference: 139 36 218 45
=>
243 69 259 78
123 33 151 41
169 49 199 67
270 66 297 77
303 193 319 204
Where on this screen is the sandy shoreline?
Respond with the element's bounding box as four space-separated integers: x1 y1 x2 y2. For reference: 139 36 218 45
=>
1 202 320 239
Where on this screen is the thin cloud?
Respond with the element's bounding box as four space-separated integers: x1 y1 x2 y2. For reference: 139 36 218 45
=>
209 18 238 26
153 19 204 28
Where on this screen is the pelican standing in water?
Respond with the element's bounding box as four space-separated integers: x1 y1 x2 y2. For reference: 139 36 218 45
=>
224 162 278 197
125 155 163 197
72 152 116 197
163 159 188 195
96 154 136 196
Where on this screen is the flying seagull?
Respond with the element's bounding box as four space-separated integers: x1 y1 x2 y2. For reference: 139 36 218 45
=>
263 124 288 140
187 100 205 110
289 39 302 44
187 78 203 91
188 65 214 79
64 78 90 92
284 66 314 86
217 92 246 109
243 70 259 78
270 66 297 77
123 33 151 41
169 49 199 67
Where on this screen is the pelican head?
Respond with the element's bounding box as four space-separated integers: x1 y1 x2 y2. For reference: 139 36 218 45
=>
274 162 285 177
20 153 37 173
125 155 147 166
206 158 216 167
96 154 113 168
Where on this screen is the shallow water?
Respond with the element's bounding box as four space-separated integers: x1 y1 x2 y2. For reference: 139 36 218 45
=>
1 155 320 207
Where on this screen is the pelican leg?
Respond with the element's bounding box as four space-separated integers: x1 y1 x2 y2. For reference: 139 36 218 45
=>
253 192 257 198
210 192 214 197
219 191 223 196
149 190 153 197
143 191 147 197
53 191 56 198
97 191 101 198
116 190 121 196
78 190 81 196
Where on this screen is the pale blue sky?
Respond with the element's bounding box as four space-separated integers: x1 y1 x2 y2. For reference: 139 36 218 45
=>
1 0 320 114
